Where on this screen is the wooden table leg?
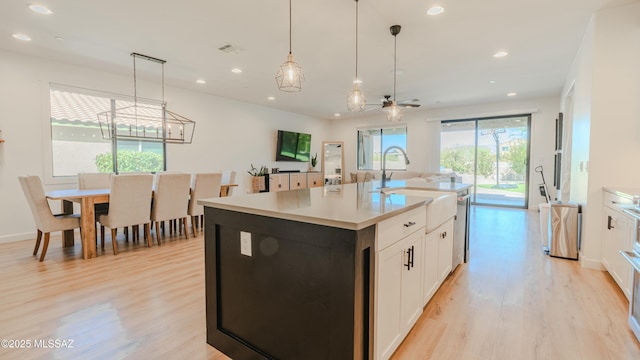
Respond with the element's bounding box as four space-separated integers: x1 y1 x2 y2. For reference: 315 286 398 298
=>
61 200 75 247
80 197 97 259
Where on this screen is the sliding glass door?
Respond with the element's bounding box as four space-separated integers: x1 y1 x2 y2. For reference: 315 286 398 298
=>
440 115 531 208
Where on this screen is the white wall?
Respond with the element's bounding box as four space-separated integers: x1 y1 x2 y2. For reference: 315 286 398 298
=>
563 2 640 269
0 50 329 243
328 96 560 210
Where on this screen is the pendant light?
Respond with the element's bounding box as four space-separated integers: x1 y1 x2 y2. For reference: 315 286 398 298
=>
385 25 403 122
275 0 304 92
347 0 366 112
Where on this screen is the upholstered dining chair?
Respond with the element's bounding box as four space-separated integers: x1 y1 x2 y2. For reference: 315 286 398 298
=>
188 172 222 236
78 172 112 246
221 170 237 196
98 174 153 255
151 172 191 244
18 175 81 261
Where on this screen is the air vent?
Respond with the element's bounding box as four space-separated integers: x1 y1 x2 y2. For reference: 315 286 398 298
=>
218 43 243 54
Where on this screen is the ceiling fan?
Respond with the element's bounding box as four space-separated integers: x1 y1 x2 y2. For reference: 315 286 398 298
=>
365 25 421 116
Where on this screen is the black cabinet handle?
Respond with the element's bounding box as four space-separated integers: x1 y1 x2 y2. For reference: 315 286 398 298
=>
608 215 614 230
409 245 414 269
404 221 416 228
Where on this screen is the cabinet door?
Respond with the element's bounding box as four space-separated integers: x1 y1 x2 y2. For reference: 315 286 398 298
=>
437 219 454 282
307 173 323 187
422 229 439 304
400 230 424 333
602 207 618 274
613 213 631 299
375 239 404 360
290 173 307 189
269 174 290 192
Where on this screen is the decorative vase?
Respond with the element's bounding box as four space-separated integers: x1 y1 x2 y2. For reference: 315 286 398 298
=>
252 176 266 193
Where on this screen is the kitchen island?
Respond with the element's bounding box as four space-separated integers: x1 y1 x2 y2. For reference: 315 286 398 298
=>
199 181 463 359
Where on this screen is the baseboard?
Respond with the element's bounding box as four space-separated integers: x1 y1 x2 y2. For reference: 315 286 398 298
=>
580 256 604 270
0 232 36 244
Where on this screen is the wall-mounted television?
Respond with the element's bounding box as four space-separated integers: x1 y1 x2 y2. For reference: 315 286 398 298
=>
276 130 311 162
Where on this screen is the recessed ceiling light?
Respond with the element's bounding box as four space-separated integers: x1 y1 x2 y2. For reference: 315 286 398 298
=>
334 113 341 117
29 4 53 15
489 80 496 84
231 68 242 74
427 6 444 16
507 92 517 97
267 96 275 101
493 51 509 58
196 79 206 84
54 36 65 41
12 33 31 41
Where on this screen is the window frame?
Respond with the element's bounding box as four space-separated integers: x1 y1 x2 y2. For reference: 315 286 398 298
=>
44 83 166 184
356 124 408 171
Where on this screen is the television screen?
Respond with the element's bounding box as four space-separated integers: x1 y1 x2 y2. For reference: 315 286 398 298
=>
276 130 311 162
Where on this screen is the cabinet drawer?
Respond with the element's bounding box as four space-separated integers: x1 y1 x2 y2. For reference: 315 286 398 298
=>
377 206 426 251
604 191 633 209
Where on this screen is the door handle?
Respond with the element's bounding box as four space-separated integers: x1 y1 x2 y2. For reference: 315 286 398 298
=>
409 245 415 269
404 221 416 228
607 215 615 230
405 248 411 270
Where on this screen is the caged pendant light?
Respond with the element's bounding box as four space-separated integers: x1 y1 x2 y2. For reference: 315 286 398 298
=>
97 53 195 144
346 0 366 112
275 0 304 92
384 25 403 122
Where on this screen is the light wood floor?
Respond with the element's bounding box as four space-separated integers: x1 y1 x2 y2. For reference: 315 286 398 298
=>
0 207 639 359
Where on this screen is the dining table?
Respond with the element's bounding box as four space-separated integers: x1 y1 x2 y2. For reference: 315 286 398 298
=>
46 183 238 259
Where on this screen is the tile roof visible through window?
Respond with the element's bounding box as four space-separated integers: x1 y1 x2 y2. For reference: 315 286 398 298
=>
50 89 111 124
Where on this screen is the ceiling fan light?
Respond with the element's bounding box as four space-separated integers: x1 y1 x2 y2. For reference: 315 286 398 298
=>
384 102 403 122
347 83 366 112
276 53 304 92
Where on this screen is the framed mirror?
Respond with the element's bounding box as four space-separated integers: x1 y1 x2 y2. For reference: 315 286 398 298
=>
322 141 344 185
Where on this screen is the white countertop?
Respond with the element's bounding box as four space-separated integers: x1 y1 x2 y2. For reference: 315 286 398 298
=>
603 187 640 199
199 181 439 230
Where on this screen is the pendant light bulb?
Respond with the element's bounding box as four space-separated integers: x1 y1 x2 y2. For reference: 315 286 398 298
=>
386 25 403 122
385 101 403 122
276 0 304 92
347 0 366 112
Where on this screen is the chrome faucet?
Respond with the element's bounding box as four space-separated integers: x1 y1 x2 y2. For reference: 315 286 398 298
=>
381 146 410 189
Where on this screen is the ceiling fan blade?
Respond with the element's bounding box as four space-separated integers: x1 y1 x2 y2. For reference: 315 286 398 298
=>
400 103 421 108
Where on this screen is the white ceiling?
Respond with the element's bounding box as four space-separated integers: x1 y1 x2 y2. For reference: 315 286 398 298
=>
0 0 631 120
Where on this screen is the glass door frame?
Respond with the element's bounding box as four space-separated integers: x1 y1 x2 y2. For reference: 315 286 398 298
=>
441 114 532 209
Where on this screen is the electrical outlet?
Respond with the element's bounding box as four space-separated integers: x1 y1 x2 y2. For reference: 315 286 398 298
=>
240 231 252 256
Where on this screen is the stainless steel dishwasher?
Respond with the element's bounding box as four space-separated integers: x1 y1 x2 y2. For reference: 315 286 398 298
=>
453 188 471 270
549 202 581 260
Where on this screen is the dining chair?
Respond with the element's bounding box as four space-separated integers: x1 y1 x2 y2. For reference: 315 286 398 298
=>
188 172 222 236
151 172 191 244
78 172 112 246
221 170 237 196
98 174 154 255
18 176 81 261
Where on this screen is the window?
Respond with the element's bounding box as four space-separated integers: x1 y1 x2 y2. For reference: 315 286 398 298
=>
357 126 407 170
50 84 165 176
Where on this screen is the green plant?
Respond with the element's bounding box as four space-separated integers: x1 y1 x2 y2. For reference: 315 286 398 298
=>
247 164 268 176
310 153 318 167
95 150 163 173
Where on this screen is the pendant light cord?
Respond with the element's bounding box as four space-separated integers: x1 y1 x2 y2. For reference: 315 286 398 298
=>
289 0 292 55
355 0 359 81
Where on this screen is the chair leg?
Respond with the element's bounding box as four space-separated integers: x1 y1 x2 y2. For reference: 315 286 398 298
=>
200 215 204 229
39 232 50 261
183 218 189 239
191 216 197 237
100 225 105 249
145 223 152 247
156 221 162 245
111 228 118 255
124 227 129 242
33 229 43 255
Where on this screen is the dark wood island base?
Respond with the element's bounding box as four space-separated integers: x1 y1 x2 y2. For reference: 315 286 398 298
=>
205 207 375 359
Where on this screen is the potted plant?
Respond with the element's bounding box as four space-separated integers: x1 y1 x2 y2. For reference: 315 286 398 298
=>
310 153 318 171
247 164 269 192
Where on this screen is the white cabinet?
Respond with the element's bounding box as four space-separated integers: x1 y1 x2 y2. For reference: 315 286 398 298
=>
269 174 290 192
289 173 307 190
375 207 425 360
602 204 633 300
422 218 454 305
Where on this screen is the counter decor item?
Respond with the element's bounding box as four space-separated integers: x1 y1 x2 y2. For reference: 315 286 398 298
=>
247 164 268 192
309 152 318 171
